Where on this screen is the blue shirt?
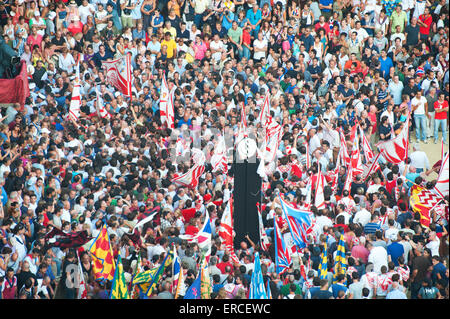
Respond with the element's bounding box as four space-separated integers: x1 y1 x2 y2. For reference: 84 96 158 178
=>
364 222 381 235
387 242 405 266
330 283 348 298
386 288 407 299
246 9 262 26
319 0 334 12
379 56 394 80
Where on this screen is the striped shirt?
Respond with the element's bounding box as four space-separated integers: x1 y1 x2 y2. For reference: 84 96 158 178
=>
364 222 382 235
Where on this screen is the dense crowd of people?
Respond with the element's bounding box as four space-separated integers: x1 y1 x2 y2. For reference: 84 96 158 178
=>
0 0 449 300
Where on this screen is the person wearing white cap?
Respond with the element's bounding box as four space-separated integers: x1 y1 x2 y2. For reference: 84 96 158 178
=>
29 10 47 37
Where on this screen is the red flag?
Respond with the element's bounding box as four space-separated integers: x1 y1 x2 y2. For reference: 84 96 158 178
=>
102 54 132 99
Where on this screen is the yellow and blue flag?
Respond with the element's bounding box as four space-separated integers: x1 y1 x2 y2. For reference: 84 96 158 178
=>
89 224 115 282
333 234 347 284
110 254 130 299
145 251 171 297
200 256 212 299
318 240 328 280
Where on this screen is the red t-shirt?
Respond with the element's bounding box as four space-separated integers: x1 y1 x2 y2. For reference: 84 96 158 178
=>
434 100 448 120
314 22 330 34
242 30 251 46
419 14 432 35
216 261 234 274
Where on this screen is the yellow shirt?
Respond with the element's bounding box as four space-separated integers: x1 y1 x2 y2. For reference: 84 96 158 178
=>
161 39 177 59
163 27 177 40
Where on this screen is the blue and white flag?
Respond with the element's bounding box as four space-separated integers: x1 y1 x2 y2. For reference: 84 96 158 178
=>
249 252 268 299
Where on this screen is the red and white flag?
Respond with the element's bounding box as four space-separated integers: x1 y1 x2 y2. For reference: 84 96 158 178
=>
102 54 132 99
261 116 282 162
362 153 381 181
211 133 228 174
171 149 205 188
376 115 410 164
350 129 364 175
343 166 353 193
258 92 271 124
218 196 240 264
315 164 325 209
68 80 81 122
159 73 175 129
77 252 87 299
434 151 449 199
360 125 375 162
339 128 351 166
257 202 270 251
96 88 111 119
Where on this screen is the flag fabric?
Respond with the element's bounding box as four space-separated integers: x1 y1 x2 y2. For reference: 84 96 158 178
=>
266 279 272 299
376 115 409 164
279 195 314 249
350 129 364 175
89 224 116 282
258 92 271 124
44 228 91 249
333 234 347 284
434 151 449 199
249 252 268 299
304 141 310 169
410 184 443 228
218 196 240 264
261 116 282 163
343 166 353 193
172 245 182 297
145 251 171 296
360 126 375 162
96 88 111 119
362 153 382 181
318 240 328 280
159 73 175 129
133 210 158 231
274 216 292 274
68 80 81 122
110 254 130 299
102 54 132 99
179 211 212 264
77 252 87 299
339 129 351 166
171 149 205 188
130 251 143 299
256 202 270 251
184 268 201 299
200 256 212 299
211 133 229 174
315 165 325 209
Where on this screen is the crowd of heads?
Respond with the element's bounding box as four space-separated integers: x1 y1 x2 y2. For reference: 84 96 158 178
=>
0 0 448 299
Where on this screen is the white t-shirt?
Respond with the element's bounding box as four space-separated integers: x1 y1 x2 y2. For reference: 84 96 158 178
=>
368 246 388 274
409 150 430 170
79 4 95 24
210 40 224 62
253 39 267 60
411 96 427 115
425 238 440 257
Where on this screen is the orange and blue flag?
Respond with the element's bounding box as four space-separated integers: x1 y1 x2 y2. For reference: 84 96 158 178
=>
89 224 115 282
